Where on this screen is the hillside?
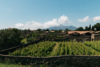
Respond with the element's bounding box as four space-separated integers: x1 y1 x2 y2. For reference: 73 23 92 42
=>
47 24 77 30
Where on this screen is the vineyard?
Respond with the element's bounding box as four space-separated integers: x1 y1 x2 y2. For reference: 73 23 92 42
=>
9 41 100 57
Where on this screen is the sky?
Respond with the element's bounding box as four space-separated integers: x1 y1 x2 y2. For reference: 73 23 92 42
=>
1 0 100 30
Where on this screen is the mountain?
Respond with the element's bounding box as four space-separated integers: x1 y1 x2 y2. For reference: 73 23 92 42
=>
47 24 77 30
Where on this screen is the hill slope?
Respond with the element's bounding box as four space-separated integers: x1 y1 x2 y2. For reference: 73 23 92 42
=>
48 24 77 30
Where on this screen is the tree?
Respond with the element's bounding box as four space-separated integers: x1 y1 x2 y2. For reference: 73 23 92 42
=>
37 28 42 32
0 28 22 50
88 24 91 31
85 26 89 31
92 23 100 31
65 28 69 32
24 29 27 34
27 29 30 33
75 27 84 31
58 29 62 32
45 29 49 31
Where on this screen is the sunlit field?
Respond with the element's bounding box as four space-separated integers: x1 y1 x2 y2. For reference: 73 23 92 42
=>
9 41 100 57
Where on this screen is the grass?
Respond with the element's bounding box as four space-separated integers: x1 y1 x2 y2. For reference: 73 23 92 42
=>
0 63 71 67
0 63 27 67
0 62 52 67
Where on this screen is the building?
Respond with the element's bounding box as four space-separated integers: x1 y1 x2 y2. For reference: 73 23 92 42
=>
91 34 100 41
67 31 100 41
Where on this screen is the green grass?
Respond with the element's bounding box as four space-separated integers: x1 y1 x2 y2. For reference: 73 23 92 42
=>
0 63 70 67
0 63 47 67
0 63 27 67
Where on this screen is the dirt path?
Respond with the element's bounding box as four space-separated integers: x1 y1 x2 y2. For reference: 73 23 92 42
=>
49 42 59 56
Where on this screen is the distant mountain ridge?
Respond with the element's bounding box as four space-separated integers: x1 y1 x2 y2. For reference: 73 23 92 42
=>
46 24 77 30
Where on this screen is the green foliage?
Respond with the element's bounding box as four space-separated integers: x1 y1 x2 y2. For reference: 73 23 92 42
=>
58 29 62 32
20 36 24 40
64 28 71 32
92 23 100 31
26 32 43 43
9 41 100 57
32 32 37 37
21 38 27 44
51 33 55 36
85 26 89 31
0 28 22 50
84 41 100 52
9 41 56 57
0 63 26 67
70 40 74 42
26 33 34 43
44 29 49 31
75 27 84 31
56 35 63 38
36 28 42 32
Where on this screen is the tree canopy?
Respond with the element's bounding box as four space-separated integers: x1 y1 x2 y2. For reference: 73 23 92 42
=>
0 28 22 50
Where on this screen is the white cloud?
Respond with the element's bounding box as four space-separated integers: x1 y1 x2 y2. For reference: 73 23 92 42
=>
58 15 70 24
43 19 60 28
78 16 90 22
15 23 24 28
15 15 70 30
93 16 100 22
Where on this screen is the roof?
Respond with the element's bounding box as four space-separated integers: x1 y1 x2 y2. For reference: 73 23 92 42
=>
45 31 49 33
8 28 12 29
62 31 65 32
50 31 55 32
68 31 100 35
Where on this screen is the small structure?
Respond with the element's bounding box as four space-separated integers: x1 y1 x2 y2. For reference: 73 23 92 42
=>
62 31 65 33
50 31 55 33
68 31 96 41
91 34 100 41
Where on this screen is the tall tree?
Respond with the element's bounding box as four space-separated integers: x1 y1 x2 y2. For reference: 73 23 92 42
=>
89 24 91 31
75 27 84 31
37 28 42 32
45 29 49 31
65 28 69 32
85 26 89 31
92 23 100 31
58 29 62 32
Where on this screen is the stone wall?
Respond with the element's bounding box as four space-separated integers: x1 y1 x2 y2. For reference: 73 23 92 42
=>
68 35 91 41
0 54 100 67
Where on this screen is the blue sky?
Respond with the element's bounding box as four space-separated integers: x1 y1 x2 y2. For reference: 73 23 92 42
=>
1 0 100 30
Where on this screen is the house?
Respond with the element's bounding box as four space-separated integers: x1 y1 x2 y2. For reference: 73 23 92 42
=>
91 34 100 41
67 31 100 41
50 31 55 33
